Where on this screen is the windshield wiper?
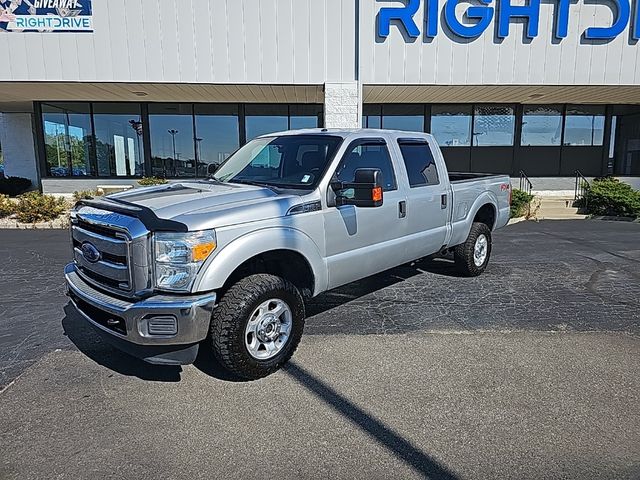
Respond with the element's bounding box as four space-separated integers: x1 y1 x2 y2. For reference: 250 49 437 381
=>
228 179 279 192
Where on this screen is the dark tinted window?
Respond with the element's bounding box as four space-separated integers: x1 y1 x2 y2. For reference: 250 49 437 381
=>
336 141 397 191
398 141 439 187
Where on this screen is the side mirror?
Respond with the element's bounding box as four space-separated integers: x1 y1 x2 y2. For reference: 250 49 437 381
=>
333 168 384 208
207 163 220 175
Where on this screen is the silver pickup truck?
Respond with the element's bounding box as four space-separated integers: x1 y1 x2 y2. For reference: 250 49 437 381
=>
65 129 511 379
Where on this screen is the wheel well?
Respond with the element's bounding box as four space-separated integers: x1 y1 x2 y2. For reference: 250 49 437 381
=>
222 250 315 299
474 204 496 230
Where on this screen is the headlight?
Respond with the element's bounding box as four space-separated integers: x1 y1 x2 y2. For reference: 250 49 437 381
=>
154 230 217 292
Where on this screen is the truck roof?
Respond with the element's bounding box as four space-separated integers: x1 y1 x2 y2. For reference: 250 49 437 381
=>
258 128 434 140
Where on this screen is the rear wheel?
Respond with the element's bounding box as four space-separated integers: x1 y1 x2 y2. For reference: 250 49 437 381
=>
209 274 305 379
454 222 492 277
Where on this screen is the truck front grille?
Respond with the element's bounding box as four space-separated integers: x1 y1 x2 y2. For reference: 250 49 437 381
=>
71 209 152 298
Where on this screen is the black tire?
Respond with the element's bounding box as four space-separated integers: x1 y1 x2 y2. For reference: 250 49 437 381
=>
454 222 492 277
209 274 305 380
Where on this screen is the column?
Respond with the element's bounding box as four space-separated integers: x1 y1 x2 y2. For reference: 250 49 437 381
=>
323 82 362 129
0 112 39 188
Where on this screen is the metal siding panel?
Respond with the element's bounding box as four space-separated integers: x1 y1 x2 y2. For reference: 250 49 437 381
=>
142 2 164 81
292 0 310 82
177 0 198 82
193 0 214 82
260 0 279 82
342 0 356 83
325 0 342 82
227 0 247 81
309 0 327 82
158 1 180 81
211 0 230 82
106 0 129 81
126 0 147 81
277 0 295 82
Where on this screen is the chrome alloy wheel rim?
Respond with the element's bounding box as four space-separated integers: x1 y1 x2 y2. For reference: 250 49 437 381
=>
245 299 293 360
474 234 488 267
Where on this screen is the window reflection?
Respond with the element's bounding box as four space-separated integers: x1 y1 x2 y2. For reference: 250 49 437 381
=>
473 105 515 146
564 106 605 146
521 105 563 146
431 105 472 147
362 105 382 129
290 105 321 131
382 105 424 132
93 103 145 177
42 103 92 177
194 105 240 177
148 104 196 178
245 105 289 141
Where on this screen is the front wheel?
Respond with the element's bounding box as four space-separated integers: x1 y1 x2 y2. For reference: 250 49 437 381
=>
209 274 305 380
454 222 492 277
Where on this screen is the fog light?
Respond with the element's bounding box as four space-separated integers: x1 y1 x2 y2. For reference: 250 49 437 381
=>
147 316 178 336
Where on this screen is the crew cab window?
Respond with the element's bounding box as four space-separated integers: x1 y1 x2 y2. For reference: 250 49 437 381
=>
398 140 440 187
335 141 397 192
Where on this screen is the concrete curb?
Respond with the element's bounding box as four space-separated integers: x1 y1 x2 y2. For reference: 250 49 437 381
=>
589 216 640 223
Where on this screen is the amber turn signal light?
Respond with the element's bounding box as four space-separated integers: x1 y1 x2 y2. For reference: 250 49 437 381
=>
372 186 383 202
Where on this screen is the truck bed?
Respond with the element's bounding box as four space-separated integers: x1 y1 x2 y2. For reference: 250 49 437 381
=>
448 172 506 183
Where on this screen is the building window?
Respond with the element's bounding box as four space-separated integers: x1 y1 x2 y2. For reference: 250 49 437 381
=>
382 105 424 132
148 104 196 178
362 105 382 129
42 103 93 177
521 105 563 146
473 105 515 146
398 140 439 187
93 103 145 177
564 106 605 146
194 104 240 176
290 104 322 130
431 105 472 147
245 105 289 141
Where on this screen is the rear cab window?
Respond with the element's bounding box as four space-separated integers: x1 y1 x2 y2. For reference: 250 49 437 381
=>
397 139 440 188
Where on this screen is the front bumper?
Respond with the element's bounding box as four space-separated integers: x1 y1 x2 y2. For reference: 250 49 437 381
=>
65 263 216 365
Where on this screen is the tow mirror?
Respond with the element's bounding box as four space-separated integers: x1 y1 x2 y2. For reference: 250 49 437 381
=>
333 168 384 208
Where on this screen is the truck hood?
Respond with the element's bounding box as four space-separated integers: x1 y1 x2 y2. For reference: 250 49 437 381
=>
105 182 303 230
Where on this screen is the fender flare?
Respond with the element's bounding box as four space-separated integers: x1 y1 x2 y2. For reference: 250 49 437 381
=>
450 192 499 247
193 227 327 296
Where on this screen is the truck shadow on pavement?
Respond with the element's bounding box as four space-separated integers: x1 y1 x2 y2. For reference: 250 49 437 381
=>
62 303 184 382
283 362 460 480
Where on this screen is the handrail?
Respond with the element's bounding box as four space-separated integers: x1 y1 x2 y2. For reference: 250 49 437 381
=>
519 170 533 195
574 170 590 209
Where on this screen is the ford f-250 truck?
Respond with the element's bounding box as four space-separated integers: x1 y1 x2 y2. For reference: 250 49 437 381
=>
65 129 511 379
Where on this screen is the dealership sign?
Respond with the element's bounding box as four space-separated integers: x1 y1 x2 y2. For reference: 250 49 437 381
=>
0 0 93 33
378 0 640 41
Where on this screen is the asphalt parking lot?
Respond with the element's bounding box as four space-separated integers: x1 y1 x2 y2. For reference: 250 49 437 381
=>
1 220 639 479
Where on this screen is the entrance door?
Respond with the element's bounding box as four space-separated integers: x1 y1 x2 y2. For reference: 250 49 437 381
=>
323 138 408 289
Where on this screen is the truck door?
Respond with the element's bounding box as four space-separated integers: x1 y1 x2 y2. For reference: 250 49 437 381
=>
323 138 409 289
394 138 449 259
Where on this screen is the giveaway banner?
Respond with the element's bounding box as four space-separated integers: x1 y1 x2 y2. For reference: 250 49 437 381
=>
0 0 93 33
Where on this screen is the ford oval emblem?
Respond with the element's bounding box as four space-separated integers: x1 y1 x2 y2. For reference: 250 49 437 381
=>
81 242 101 264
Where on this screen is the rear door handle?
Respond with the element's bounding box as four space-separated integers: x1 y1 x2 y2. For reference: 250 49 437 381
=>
399 201 407 219
441 194 448 209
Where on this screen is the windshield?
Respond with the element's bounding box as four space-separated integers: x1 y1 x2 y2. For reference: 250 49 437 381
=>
213 135 343 189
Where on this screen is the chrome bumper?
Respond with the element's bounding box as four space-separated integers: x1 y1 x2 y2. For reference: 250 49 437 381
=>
65 263 216 348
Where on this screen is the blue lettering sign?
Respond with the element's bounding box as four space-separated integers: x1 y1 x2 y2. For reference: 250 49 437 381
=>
376 0 639 42
584 0 630 39
497 0 541 38
0 0 92 33
378 0 421 38
444 0 493 38
554 0 571 39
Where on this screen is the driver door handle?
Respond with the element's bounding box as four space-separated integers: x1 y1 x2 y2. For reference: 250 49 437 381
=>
399 201 407 219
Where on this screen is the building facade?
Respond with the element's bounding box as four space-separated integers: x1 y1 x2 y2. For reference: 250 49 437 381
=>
0 0 639 193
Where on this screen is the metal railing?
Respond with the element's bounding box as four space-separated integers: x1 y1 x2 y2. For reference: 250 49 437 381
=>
574 170 590 209
519 171 533 195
